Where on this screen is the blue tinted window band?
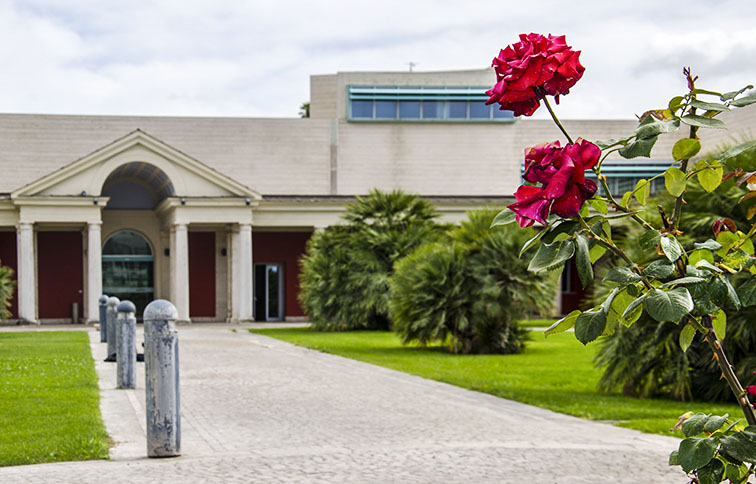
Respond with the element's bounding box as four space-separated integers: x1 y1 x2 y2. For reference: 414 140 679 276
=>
347 84 515 123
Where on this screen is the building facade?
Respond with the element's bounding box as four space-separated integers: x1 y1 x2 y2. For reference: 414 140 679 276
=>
0 69 752 323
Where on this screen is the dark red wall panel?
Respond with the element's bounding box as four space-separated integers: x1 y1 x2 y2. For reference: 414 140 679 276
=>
0 232 18 319
560 259 588 315
253 231 312 317
189 232 216 318
38 231 83 320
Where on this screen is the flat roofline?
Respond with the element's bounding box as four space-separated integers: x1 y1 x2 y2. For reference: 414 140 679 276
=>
0 111 305 121
0 111 640 123
261 195 514 203
312 68 493 76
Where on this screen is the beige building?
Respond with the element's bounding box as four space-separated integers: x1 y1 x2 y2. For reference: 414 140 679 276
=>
0 69 752 323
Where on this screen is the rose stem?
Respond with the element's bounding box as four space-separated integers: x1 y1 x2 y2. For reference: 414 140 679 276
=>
542 96 574 145
671 69 699 231
701 315 756 426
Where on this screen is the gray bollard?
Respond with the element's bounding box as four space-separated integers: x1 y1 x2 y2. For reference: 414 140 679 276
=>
144 299 181 457
99 295 109 343
116 300 137 389
105 296 120 362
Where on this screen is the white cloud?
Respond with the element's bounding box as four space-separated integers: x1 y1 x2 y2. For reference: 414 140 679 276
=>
0 0 754 118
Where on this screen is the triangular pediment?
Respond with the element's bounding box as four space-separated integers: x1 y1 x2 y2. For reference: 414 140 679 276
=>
11 129 261 200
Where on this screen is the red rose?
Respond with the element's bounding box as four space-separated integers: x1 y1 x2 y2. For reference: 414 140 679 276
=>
508 138 600 227
485 33 585 117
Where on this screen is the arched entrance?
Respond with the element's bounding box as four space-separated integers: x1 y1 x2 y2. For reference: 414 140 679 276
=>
102 230 154 318
102 161 176 209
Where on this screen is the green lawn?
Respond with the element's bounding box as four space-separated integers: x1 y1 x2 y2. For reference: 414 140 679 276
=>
519 319 558 328
0 331 110 466
250 327 741 437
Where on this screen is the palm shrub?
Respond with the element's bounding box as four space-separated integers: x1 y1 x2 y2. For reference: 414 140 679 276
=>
299 189 443 331
0 263 13 321
594 178 756 402
390 208 555 354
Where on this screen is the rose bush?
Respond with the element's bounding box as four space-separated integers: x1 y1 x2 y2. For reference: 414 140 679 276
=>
485 33 585 116
509 138 600 226
489 33 756 482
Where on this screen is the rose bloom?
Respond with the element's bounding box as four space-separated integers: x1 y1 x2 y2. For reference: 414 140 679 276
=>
486 33 585 117
508 139 600 227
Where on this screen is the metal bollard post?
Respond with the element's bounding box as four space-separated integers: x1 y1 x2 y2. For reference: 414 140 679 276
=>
144 299 181 457
116 300 137 389
105 296 120 362
99 295 108 343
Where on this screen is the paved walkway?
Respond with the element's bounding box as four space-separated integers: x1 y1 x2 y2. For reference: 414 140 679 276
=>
0 324 686 483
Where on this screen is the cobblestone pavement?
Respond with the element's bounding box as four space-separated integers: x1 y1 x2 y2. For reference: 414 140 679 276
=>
0 324 687 483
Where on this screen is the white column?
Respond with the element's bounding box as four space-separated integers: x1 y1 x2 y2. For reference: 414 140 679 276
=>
230 227 241 321
230 224 253 322
239 224 253 321
85 222 102 323
16 223 36 324
170 223 190 322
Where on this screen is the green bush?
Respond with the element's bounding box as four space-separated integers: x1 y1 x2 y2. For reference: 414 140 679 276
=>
0 262 14 321
299 189 443 331
594 180 756 402
390 208 555 354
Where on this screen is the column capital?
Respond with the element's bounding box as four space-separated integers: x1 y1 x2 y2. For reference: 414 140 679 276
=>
230 223 252 234
16 222 33 230
87 221 103 227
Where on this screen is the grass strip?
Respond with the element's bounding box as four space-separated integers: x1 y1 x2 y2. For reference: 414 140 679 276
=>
519 319 559 328
250 328 739 437
0 331 109 466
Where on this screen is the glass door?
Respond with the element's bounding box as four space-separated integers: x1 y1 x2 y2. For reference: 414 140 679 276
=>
254 263 284 321
102 231 155 319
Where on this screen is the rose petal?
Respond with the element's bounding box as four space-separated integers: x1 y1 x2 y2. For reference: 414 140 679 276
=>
580 179 598 199
550 183 585 218
508 56 544 91
509 185 550 226
500 98 540 117
541 154 575 200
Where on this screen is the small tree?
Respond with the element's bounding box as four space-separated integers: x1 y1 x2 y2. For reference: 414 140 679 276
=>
299 189 443 330
298 102 310 118
390 209 555 354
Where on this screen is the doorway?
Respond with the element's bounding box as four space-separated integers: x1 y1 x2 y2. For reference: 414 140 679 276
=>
102 230 155 319
254 263 283 321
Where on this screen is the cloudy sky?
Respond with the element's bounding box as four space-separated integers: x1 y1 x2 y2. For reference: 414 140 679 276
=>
0 0 754 120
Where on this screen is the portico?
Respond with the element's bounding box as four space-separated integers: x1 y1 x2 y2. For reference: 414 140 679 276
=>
0 130 274 324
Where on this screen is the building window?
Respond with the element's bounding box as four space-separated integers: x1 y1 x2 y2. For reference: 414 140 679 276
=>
351 100 373 118
347 85 516 123
447 101 467 119
469 101 491 119
375 100 396 119
422 100 441 119
399 100 420 119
